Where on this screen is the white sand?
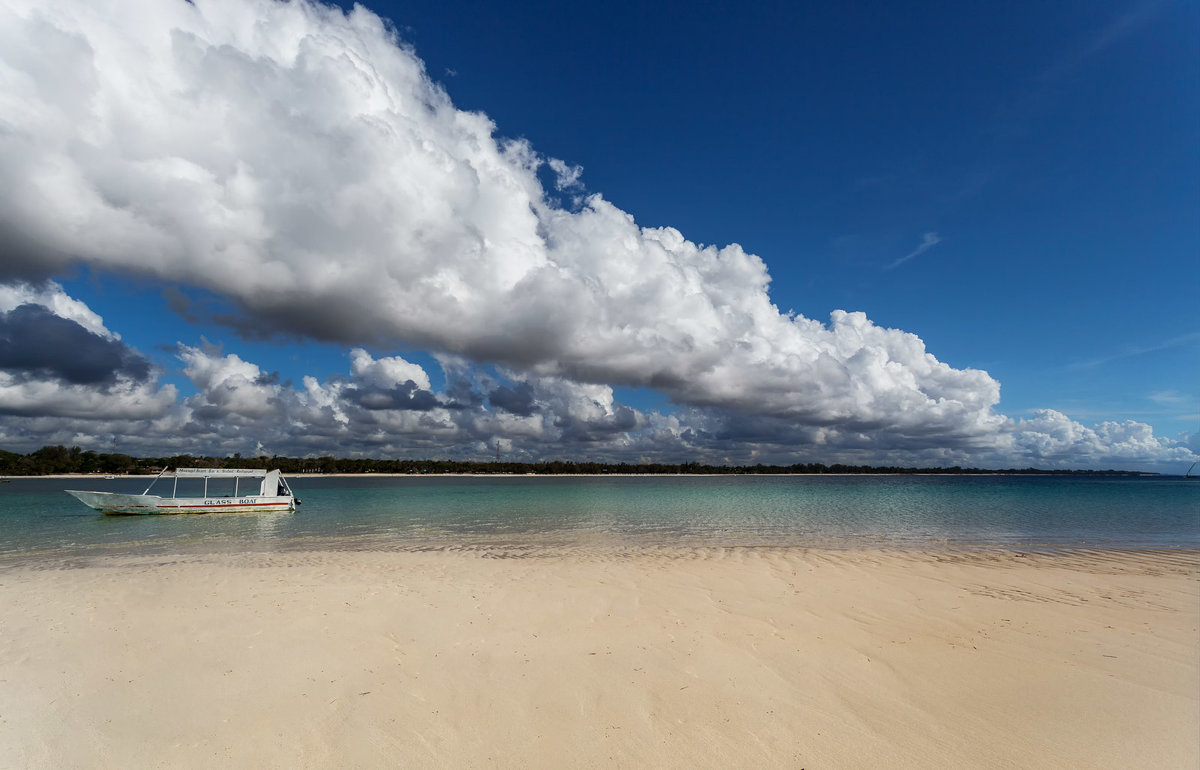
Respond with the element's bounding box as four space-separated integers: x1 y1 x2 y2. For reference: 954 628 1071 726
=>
1 548 1196 768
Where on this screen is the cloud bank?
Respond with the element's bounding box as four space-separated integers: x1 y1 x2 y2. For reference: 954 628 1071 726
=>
0 0 1193 470
0 284 1193 471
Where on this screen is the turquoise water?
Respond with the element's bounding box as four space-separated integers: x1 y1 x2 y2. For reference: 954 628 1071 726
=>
0 475 1196 562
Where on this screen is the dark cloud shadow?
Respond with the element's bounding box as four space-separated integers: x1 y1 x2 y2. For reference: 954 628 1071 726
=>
350 380 441 411
0 303 151 385
488 382 536 416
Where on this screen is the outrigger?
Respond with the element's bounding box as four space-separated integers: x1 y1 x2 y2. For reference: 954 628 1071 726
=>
66 468 299 515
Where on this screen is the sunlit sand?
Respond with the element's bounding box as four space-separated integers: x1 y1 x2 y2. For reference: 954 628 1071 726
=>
1 547 1196 768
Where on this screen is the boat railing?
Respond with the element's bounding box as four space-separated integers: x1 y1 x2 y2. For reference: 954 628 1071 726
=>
142 468 293 499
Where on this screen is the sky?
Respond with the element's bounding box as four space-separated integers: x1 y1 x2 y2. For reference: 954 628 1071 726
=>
0 0 1197 471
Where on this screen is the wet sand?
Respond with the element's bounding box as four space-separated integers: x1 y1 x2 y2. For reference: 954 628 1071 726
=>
1 547 1196 768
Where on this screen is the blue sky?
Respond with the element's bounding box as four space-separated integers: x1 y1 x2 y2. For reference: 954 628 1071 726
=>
1 0 1197 470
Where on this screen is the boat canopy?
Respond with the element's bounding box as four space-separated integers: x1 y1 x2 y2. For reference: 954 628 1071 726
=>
137 467 294 499
173 468 275 478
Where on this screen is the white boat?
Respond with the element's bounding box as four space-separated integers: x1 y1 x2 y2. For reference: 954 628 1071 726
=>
66 468 299 515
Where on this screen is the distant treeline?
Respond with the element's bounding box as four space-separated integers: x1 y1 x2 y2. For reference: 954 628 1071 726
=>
0 445 1152 477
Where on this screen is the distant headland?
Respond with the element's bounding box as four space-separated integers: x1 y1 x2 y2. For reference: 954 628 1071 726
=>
0 445 1157 477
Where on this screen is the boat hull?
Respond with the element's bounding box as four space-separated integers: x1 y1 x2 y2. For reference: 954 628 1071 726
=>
66 490 295 515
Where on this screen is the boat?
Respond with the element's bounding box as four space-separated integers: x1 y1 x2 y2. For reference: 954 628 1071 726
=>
66 467 299 515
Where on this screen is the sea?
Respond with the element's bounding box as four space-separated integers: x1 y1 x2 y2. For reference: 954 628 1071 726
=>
1 473 1197 564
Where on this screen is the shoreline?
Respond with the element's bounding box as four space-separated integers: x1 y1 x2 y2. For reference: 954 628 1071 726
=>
4 537 1200 561
2 546 1196 768
4 467 1177 480
5 533 1199 571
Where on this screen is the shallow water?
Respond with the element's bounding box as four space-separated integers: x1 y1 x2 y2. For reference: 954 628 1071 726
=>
0 474 1196 562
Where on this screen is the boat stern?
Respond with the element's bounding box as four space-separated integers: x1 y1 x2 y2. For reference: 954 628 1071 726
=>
65 489 161 514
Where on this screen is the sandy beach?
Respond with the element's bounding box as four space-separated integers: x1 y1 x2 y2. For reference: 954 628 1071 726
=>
1 547 1196 769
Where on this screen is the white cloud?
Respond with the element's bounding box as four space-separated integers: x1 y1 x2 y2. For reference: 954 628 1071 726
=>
0 371 177 419
348 348 431 391
179 344 281 419
0 281 114 339
0 0 1004 446
1011 409 1197 467
547 158 584 191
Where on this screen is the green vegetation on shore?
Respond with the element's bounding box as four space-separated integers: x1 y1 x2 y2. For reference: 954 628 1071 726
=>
0 445 1153 477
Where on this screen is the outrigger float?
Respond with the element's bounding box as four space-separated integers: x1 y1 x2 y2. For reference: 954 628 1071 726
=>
67 468 299 515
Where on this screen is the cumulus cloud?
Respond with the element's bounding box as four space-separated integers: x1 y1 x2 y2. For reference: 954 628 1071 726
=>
179 343 283 420
1011 409 1198 468
487 381 536 416
0 371 175 420
0 0 1004 447
349 349 431 392
0 303 151 385
0 283 175 418
0 282 113 338
0 303 1193 470
162 346 665 458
